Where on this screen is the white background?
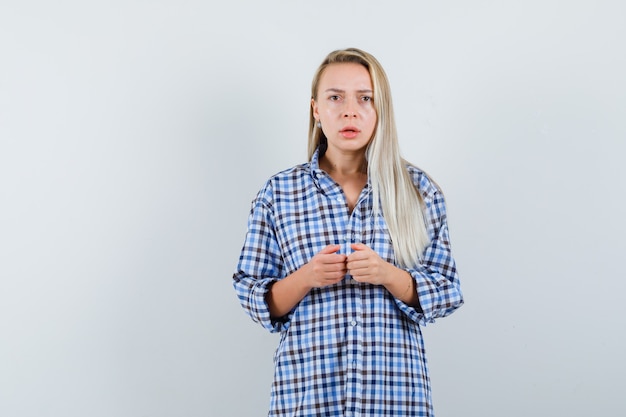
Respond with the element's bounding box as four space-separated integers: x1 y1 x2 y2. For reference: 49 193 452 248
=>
1 1 625 416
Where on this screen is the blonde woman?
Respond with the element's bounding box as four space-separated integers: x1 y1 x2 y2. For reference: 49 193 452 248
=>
233 48 463 417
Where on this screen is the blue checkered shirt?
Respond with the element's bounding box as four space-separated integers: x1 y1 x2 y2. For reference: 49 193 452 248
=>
233 149 463 417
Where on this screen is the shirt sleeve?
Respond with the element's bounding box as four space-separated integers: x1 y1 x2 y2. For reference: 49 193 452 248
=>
394 189 464 326
232 185 287 333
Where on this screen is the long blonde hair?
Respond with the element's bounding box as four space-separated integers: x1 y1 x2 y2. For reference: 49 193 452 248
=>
308 48 430 268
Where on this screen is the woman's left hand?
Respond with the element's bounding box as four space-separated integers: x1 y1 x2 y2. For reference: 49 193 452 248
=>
346 243 392 286
347 243 419 306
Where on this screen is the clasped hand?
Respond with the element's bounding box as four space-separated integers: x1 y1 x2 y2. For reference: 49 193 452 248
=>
305 243 391 288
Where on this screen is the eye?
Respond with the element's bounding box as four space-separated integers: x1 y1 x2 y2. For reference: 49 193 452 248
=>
361 95 373 102
329 95 341 101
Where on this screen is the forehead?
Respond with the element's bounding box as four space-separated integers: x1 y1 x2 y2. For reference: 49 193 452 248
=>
318 63 373 90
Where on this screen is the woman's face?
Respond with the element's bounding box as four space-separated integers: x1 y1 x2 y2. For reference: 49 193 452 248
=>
312 63 377 156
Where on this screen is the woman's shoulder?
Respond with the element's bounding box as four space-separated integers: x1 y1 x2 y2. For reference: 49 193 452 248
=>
273 160 311 179
254 161 313 203
405 162 442 200
265 161 311 188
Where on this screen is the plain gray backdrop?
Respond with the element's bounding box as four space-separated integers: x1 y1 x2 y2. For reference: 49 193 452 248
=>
1 1 625 416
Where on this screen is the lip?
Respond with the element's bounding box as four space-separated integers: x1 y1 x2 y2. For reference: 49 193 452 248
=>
340 126 360 138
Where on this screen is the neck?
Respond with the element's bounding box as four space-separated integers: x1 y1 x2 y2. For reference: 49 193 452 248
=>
320 149 367 176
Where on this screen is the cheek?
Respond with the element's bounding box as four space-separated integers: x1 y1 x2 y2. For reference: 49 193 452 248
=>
363 105 376 118
365 110 377 126
322 108 338 119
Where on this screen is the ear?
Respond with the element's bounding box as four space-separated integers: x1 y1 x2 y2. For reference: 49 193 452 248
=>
311 98 319 120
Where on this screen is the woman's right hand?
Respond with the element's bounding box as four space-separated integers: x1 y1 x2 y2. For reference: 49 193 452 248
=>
266 244 346 318
303 244 347 288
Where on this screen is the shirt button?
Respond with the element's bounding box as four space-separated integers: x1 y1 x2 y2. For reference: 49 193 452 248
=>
350 320 357 326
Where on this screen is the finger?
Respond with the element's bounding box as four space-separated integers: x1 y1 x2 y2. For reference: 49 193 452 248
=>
346 261 367 271
319 244 341 255
346 251 366 263
319 254 346 268
323 273 345 283
330 253 348 262
350 242 368 252
349 268 371 280
324 261 347 272
322 268 347 283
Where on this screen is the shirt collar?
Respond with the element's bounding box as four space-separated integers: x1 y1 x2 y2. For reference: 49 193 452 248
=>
310 147 322 172
309 147 372 194
309 148 327 191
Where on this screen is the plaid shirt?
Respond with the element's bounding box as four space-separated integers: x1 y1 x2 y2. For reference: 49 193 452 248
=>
233 149 463 417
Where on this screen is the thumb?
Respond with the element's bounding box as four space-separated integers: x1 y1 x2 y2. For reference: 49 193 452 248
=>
350 242 367 251
319 244 341 254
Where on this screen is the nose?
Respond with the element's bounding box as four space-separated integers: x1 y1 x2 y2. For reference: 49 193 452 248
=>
343 98 357 118
343 106 357 118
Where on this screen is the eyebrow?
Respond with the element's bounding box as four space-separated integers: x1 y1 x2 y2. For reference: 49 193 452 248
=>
324 88 373 94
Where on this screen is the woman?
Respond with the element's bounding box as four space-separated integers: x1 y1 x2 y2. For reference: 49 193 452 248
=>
233 48 463 417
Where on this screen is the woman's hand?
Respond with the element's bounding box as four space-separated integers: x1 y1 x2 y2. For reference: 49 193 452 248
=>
266 244 346 318
346 243 392 285
303 244 347 288
347 243 419 306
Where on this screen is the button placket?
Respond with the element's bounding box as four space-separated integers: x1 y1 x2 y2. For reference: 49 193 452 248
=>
345 275 364 416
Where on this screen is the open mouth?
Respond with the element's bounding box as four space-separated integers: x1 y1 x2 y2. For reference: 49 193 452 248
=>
340 126 360 138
